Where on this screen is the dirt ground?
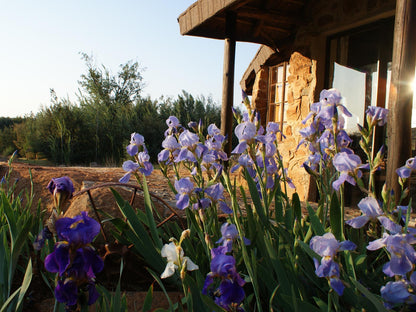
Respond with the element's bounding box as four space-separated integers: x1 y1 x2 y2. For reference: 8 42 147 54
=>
1 161 176 215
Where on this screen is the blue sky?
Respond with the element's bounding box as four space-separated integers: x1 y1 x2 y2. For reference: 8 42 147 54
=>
0 0 260 118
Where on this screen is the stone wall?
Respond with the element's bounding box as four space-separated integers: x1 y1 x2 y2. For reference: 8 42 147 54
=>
251 67 269 126
280 52 316 201
249 51 315 201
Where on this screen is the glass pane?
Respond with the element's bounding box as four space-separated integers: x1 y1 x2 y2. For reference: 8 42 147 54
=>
275 104 280 121
277 66 284 83
268 105 275 122
277 84 283 103
286 64 290 80
270 67 277 84
284 83 289 102
270 85 276 104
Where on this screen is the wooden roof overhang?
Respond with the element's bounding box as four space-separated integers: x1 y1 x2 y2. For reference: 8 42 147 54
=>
178 0 307 50
178 0 308 155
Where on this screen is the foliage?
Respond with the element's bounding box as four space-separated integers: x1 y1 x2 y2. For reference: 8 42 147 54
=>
0 56 221 165
0 153 42 312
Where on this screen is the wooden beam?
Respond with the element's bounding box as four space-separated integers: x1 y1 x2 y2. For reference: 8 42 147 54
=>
237 7 299 25
386 0 416 200
284 0 306 5
238 18 292 35
221 11 237 156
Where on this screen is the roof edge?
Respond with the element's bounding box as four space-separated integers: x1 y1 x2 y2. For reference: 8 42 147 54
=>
178 0 240 36
240 45 276 91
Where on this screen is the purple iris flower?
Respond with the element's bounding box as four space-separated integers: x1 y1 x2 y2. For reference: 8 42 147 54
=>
219 201 233 214
120 152 153 183
137 152 154 176
162 135 181 151
205 183 225 201
366 106 389 126
302 102 321 124
337 130 352 148
47 176 75 198
320 89 351 117
164 116 182 136
174 178 194 210
380 281 415 309
395 205 412 223
202 151 216 166
332 152 363 190
33 226 53 251
45 242 71 276
166 116 180 128
45 211 104 308
55 279 78 306
208 124 221 136
231 154 255 178
158 149 170 162
188 121 198 130
179 130 199 147
205 128 228 161
119 160 140 183
215 279 246 311
205 183 232 214
203 253 245 311
45 244 104 278
266 122 280 134
310 233 356 258
346 197 401 233
303 153 321 171
299 123 316 139
195 143 208 159
126 132 145 156
55 211 100 245
310 233 356 295
396 157 416 179
210 254 241 279
307 89 351 130
232 122 257 154
367 233 416 276
316 130 334 152
175 148 197 163
315 105 337 128
320 89 342 104
216 223 250 251
192 198 211 210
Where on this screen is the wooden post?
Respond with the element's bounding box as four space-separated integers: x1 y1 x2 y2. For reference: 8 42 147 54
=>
221 11 236 156
386 0 416 200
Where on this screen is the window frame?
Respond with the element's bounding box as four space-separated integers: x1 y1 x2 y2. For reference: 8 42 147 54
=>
267 61 289 139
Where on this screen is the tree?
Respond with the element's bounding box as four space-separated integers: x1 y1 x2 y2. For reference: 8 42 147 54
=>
77 53 145 164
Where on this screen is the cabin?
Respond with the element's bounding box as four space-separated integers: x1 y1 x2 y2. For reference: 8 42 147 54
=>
178 0 416 202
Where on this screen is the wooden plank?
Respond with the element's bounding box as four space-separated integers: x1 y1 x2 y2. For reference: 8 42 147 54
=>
221 11 237 156
237 7 298 25
386 0 416 201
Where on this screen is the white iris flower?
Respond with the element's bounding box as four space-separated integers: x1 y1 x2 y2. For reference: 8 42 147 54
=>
160 241 198 279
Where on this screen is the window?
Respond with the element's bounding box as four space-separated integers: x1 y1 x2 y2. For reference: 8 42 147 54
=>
327 18 394 133
267 62 289 134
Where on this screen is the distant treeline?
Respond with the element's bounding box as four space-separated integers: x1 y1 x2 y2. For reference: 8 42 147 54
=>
0 54 224 165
